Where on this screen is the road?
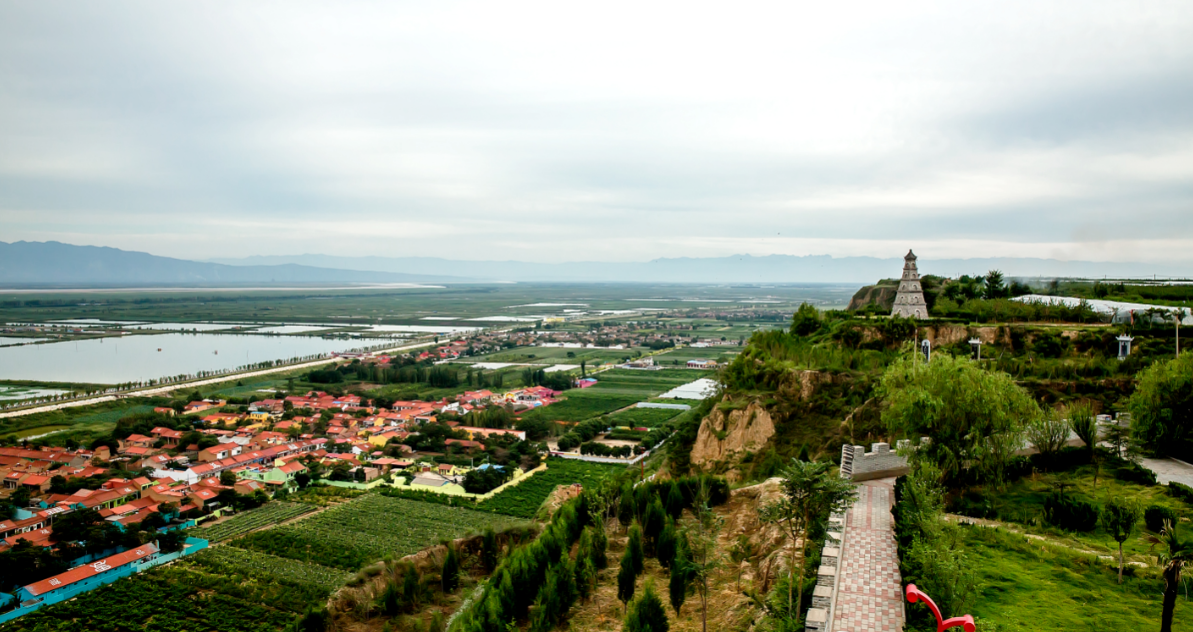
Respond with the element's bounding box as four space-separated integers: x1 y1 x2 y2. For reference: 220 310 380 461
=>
0 338 442 420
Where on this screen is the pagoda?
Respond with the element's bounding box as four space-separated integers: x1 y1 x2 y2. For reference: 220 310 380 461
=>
891 250 929 319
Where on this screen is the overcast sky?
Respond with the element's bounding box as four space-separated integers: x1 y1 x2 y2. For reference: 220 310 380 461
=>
1 1 1191 264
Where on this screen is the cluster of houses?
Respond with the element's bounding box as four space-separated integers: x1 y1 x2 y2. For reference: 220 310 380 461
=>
0 379 562 558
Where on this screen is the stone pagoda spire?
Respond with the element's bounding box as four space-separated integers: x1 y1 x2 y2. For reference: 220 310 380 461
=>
891 249 929 319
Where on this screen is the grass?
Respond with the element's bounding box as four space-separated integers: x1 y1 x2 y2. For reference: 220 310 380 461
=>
475 458 623 518
954 458 1187 562
942 524 1184 632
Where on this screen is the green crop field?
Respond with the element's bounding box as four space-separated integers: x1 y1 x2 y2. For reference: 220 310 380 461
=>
517 391 639 423
3 546 342 632
192 502 316 543
188 546 352 593
606 406 685 428
476 458 623 518
231 494 525 570
469 346 644 365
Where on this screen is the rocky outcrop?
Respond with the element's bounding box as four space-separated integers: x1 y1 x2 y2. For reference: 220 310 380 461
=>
847 283 898 311
692 370 833 472
921 324 1005 346
692 401 775 467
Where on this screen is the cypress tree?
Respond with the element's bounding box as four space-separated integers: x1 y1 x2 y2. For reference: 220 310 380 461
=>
625 582 670 632
669 541 692 616
592 524 609 569
618 547 637 613
618 484 634 529
482 528 498 574
657 517 677 569
442 545 460 593
644 498 666 554
402 564 420 611
627 522 645 576
665 480 685 519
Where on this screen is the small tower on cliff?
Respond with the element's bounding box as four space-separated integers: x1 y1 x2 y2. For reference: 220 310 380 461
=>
891 250 929 319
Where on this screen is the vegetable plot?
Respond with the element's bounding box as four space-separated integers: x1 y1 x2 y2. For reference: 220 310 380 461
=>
193 501 315 542
232 494 525 570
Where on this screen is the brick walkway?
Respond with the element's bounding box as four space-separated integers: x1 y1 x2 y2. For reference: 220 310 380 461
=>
831 478 904 632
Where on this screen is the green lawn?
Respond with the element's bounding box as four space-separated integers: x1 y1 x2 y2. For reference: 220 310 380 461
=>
954 458 1187 563
949 525 1187 631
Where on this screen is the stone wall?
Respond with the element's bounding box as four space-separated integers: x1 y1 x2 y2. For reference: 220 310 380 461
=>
840 442 909 481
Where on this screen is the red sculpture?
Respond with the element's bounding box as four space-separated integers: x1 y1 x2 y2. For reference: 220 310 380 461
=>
905 584 976 632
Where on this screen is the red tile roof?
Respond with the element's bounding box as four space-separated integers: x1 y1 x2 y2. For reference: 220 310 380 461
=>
23 544 159 596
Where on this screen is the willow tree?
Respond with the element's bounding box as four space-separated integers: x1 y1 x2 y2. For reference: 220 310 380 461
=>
878 353 1038 487
1129 351 1193 458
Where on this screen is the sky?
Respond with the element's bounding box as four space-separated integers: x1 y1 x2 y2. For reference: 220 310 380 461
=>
1 1 1191 264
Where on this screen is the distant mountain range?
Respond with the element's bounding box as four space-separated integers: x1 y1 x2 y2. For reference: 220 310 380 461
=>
0 241 461 285
1 241 1188 286
208 253 1192 283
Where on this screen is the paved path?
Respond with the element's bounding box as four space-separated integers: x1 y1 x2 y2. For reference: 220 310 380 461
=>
1141 457 1193 487
832 478 904 632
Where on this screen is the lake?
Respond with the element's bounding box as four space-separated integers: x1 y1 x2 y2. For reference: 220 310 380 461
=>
0 333 378 384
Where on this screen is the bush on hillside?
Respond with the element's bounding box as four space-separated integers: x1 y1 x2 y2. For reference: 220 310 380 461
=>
1145 504 1179 533
1044 494 1100 532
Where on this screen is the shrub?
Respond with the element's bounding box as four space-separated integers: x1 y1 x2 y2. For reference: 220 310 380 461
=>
1145 504 1179 533
1115 461 1158 486
624 582 669 632
1044 494 1100 531
1168 482 1193 505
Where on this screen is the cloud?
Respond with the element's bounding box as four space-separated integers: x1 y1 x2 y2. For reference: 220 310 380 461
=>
0 0 1191 264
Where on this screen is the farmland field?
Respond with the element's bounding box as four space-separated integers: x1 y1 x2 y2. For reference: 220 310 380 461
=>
2 546 342 632
469 346 644 365
476 458 622 518
231 494 525 570
516 391 639 423
606 406 684 428
192 501 315 543
188 545 352 593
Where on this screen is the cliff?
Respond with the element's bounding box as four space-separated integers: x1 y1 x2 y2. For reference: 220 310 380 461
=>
692 369 837 473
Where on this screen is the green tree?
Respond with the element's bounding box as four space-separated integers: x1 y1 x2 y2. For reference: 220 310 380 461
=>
656 518 677 569
618 484 634 530
665 481 685 520
441 545 460 593
1025 409 1070 464
1102 496 1143 584
1145 521 1193 632
643 498 666 555
624 581 669 632
983 269 1006 299
878 353 1038 486
482 528 499 574
669 537 692 616
1129 352 1193 457
790 303 821 337
758 460 856 624
1066 401 1098 459
617 547 637 613
219 470 237 486
627 522 645 576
